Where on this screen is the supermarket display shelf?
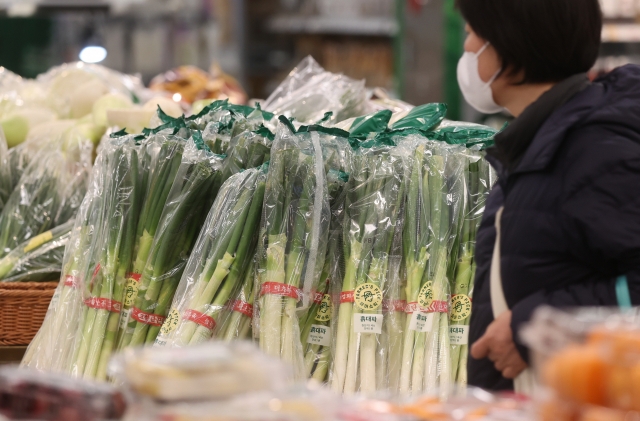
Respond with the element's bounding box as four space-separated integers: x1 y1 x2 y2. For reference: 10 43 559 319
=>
602 23 640 42
266 15 398 37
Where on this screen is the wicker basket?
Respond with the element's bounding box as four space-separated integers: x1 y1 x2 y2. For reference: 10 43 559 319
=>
0 282 57 346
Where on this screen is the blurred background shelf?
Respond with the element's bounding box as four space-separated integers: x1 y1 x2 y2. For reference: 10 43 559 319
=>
266 15 398 36
602 23 640 43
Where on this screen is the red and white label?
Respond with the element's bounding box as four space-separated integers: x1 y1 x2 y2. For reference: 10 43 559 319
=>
340 291 354 304
259 282 301 300
405 300 449 314
84 297 121 313
312 291 324 304
183 309 216 331
231 300 253 318
131 307 166 327
382 299 407 312
64 275 80 288
126 272 141 282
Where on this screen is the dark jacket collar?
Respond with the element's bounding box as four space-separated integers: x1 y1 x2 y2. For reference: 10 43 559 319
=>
487 73 591 176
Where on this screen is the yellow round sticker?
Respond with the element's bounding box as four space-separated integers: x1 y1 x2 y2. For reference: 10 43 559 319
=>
160 308 180 335
124 277 139 307
450 294 472 321
418 281 434 309
354 283 383 311
315 294 332 322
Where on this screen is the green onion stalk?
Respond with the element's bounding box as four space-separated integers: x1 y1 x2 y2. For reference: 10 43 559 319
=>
217 259 256 341
115 136 185 348
331 146 406 395
156 168 265 347
451 155 496 385
0 132 11 213
71 142 139 380
0 219 73 282
121 144 222 348
257 121 329 380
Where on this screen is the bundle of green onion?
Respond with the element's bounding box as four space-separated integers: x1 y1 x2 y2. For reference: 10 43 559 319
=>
256 117 331 379
71 138 141 380
216 259 256 342
449 154 496 385
155 167 265 347
0 140 92 258
0 219 73 282
119 140 222 348
398 140 465 396
331 141 408 395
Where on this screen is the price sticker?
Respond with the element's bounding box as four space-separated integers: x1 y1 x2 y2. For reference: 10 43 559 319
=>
449 325 469 345
409 311 434 332
307 324 331 346
353 313 383 334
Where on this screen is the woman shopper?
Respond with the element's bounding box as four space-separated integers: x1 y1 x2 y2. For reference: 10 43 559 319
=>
457 0 640 391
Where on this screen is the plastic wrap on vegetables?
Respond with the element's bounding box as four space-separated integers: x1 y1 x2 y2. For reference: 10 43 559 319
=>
155 167 266 347
0 219 73 282
21 136 132 374
262 56 367 124
330 138 409 395
255 116 331 380
0 127 10 213
427 120 498 149
69 138 143 380
114 133 186 347
108 341 292 402
119 138 223 349
398 138 465 397
449 152 497 386
0 136 92 259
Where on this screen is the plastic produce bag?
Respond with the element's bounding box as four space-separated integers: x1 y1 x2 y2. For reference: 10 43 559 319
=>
0 219 73 282
155 167 266 347
22 136 134 374
330 138 409 395
263 56 367 124
69 138 143 380
0 136 92 259
118 138 223 349
255 116 331 380
109 341 292 402
398 138 465 397
427 120 498 149
0 366 126 421
449 152 496 386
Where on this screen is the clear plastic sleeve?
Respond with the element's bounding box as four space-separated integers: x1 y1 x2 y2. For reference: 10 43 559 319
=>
109 341 292 402
21 135 137 375
0 126 10 213
397 138 466 397
255 116 331 380
118 138 223 349
155 168 266 347
68 137 144 380
0 136 92 259
262 56 368 124
448 153 497 386
0 219 73 282
215 259 257 342
0 366 126 421
330 140 410 395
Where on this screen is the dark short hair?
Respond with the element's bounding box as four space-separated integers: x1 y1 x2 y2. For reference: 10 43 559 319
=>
456 0 602 83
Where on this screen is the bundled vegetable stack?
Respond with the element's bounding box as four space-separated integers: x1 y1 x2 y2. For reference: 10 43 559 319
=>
255 117 332 380
155 167 266 347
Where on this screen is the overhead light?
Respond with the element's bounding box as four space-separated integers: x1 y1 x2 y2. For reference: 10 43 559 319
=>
79 46 107 64
172 93 182 102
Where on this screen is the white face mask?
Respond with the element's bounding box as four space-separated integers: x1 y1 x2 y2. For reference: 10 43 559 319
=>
457 42 504 114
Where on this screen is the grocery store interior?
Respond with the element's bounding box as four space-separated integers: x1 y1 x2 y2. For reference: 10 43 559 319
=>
0 0 639 420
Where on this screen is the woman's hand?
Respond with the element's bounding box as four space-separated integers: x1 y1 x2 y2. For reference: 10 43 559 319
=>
470 310 528 379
